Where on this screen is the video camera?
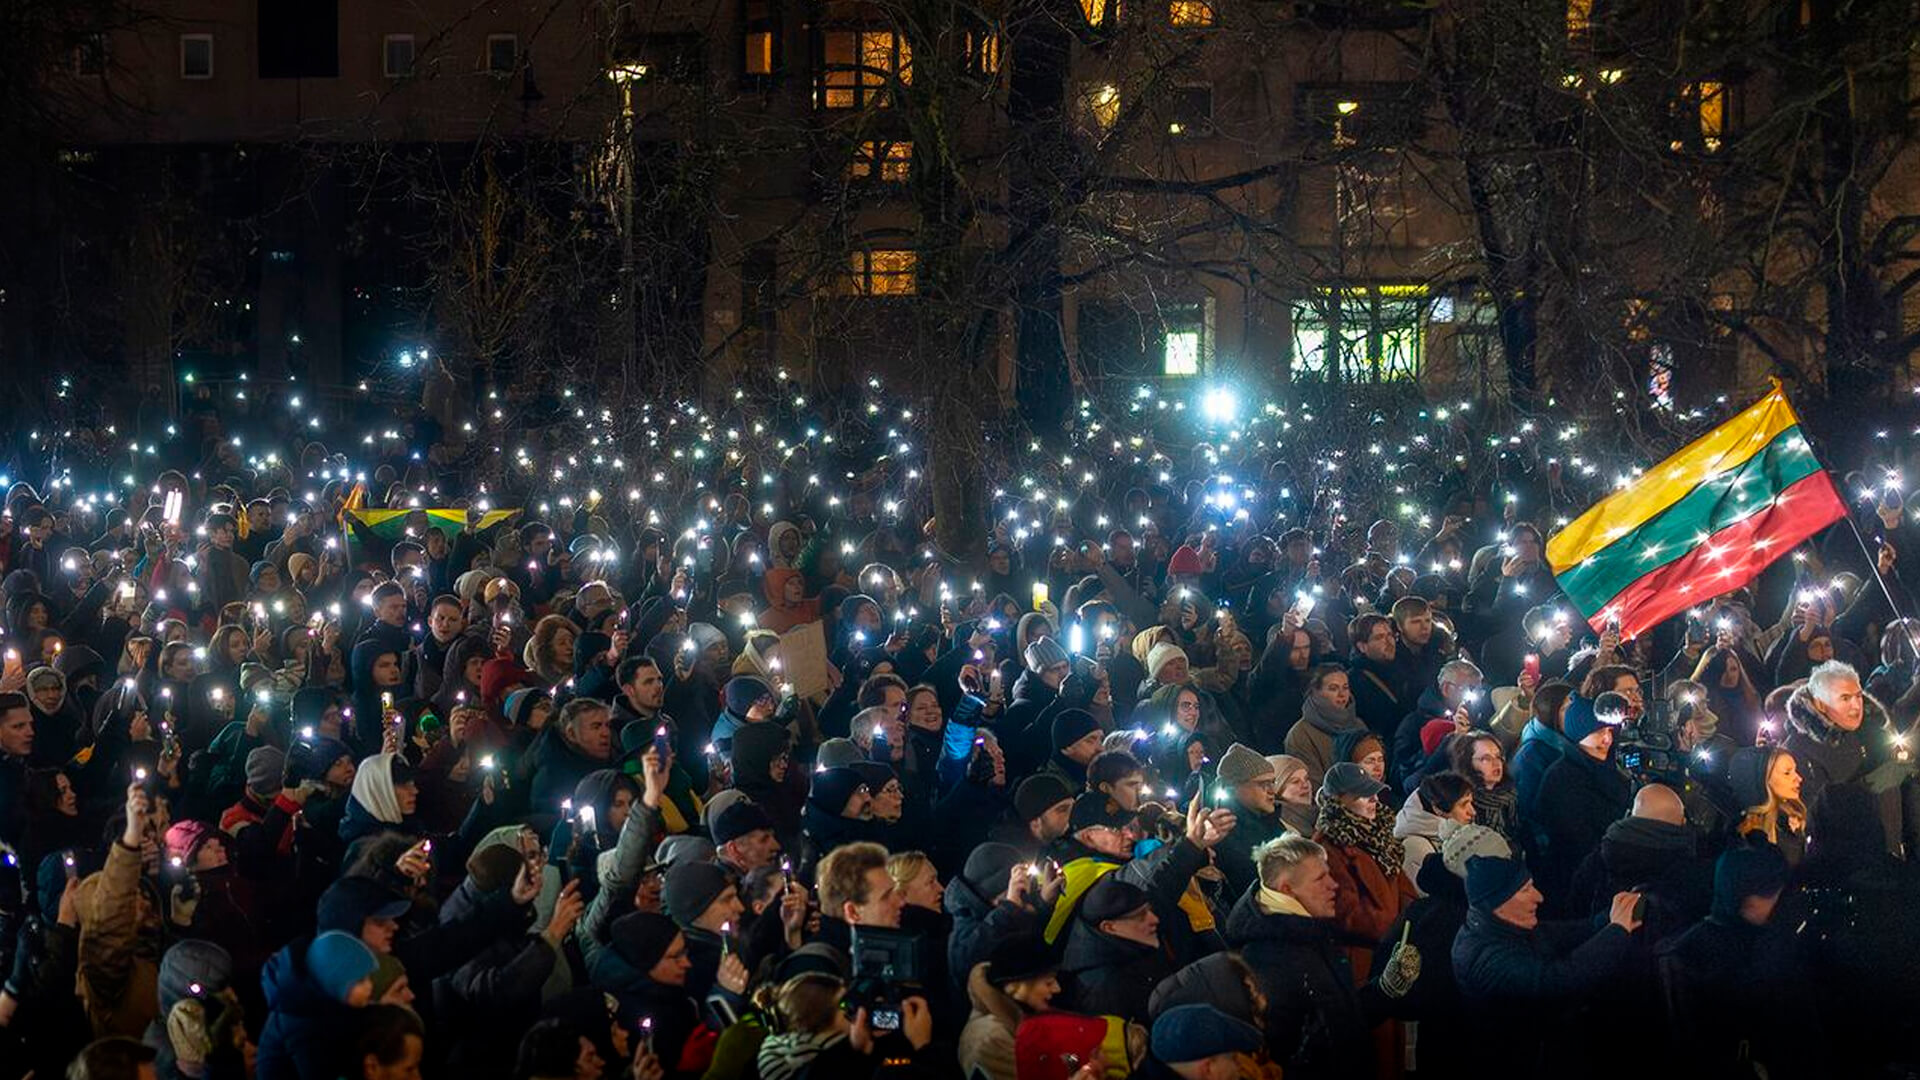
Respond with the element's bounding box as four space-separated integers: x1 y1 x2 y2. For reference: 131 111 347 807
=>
846 926 924 1032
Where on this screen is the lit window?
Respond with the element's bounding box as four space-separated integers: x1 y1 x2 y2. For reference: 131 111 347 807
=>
1162 301 1212 376
746 31 775 74
1567 0 1592 33
180 34 213 79
1290 285 1428 382
1085 83 1121 131
486 35 517 76
1695 80 1725 151
965 29 1001 75
384 35 416 78
818 30 910 108
1169 0 1215 25
849 141 912 182
1082 0 1112 28
845 249 917 295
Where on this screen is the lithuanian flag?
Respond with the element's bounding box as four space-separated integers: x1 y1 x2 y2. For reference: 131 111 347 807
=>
1546 383 1846 638
346 507 520 541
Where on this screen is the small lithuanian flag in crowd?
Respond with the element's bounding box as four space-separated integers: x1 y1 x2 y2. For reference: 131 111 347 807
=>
1547 381 1847 638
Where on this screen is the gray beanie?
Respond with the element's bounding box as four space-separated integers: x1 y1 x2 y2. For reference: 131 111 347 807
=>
1024 636 1070 673
246 746 287 799
816 738 865 768
1215 743 1276 787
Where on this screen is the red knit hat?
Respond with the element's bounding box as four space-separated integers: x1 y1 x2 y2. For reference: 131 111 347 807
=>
479 656 532 707
1420 718 1456 757
1015 1013 1132 1080
1167 545 1206 577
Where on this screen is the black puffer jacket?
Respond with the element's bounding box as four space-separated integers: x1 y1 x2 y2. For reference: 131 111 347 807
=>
1058 921 1172 1025
1221 885 1381 1080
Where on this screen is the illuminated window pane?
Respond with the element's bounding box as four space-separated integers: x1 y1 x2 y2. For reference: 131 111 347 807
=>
966 29 1001 74
1290 285 1427 381
1164 332 1201 375
819 30 907 108
849 141 911 182
745 31 774 75
1567 0 1592 33
1085 83 1121 131
1081 0 1110 28
845 249 917 295
1697 80 1724 150
1169 0 1215 25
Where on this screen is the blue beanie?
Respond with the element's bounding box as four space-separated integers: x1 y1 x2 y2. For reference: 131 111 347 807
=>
306 931 378 1003
1561 695 1609 745
1151 1004 1262 1064
1465 855 1533 912
724 676 774 717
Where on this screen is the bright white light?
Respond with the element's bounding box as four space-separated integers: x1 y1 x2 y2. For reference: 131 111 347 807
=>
1201 387 1238 425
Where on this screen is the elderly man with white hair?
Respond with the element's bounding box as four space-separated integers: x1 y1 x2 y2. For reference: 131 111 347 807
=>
1391 657 1484 792
1782 660 1916 856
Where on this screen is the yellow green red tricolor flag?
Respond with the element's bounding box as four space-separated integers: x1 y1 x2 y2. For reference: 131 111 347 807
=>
345 507 519 541
1546 382 1846 638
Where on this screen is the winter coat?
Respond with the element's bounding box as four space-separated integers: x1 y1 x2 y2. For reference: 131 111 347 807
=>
944 871 1043 1010
1564 816 1713 933
1058 922 1173 1024
1781 681 1915 858
1346 654 1403 743
256 941 364 1080
1314 828 1417 983
528 727 615 816
1656 916 1806 1078
1211 795 1286 899
432 880 564 1075
73 839 160 1038
957 963 1023 1080
1392 791 1444 888
1369 859 1471 1075
1222 886 1381 1079
1450 907 1633 1075
1000 671 1060 777
1512 715 1577 828
1533 748 1631 908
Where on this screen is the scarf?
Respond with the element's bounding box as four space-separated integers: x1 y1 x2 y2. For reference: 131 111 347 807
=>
1255 883 1311 917
758 1031 846 1080
1300 693 1365 738
1314 788 1403 874
1470 780 1523 847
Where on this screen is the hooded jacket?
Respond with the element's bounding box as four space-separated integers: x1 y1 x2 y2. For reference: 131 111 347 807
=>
958 962 1026 1080
74 839 161 1038
1781 681 1913 857
1533 745 1631 908
255 940 363 1080
1222 885 1380 1079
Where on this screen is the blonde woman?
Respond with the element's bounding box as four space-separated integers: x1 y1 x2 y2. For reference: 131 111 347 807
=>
1730 746 1808 866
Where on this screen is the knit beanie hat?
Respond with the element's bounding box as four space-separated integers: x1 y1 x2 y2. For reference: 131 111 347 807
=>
306 931 378 1003
1464 856 1532 912
1050 709 1101 752
289 736 353 786
1215 743 1275 787
163 821 221 868
610 911 681 970
1559 694 1600 744
710 800 775 846
1712 844 1790 922
662 862 733 928
1166 546 1206 577
1726 747 1774 813
246 745 286 799
723 676 774 717
369 953 408 1001
1440 822 1512 879
503 687 542 728
961 843 1026 902
1266 754 1307 794
1419 719 1455 757
704 788 752 829
1013 775 1074 823
158 939 233 1013
1024 637 1070 674
816 738 864 769
1145 642 1188 683
808 766 867 815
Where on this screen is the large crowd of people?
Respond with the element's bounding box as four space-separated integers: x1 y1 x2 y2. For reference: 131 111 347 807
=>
4 377 1920 1080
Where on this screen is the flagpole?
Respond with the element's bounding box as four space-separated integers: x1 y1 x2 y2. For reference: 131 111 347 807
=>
1779 383 1909 624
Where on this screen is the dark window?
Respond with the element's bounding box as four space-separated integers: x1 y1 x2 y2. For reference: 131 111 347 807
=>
1168 85 1212 138
487 35 518 75
384 35 416 78
73 34 106 76
258 0 339 79
1299 83 1424 152
639 33 707 85
180 35 214 79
